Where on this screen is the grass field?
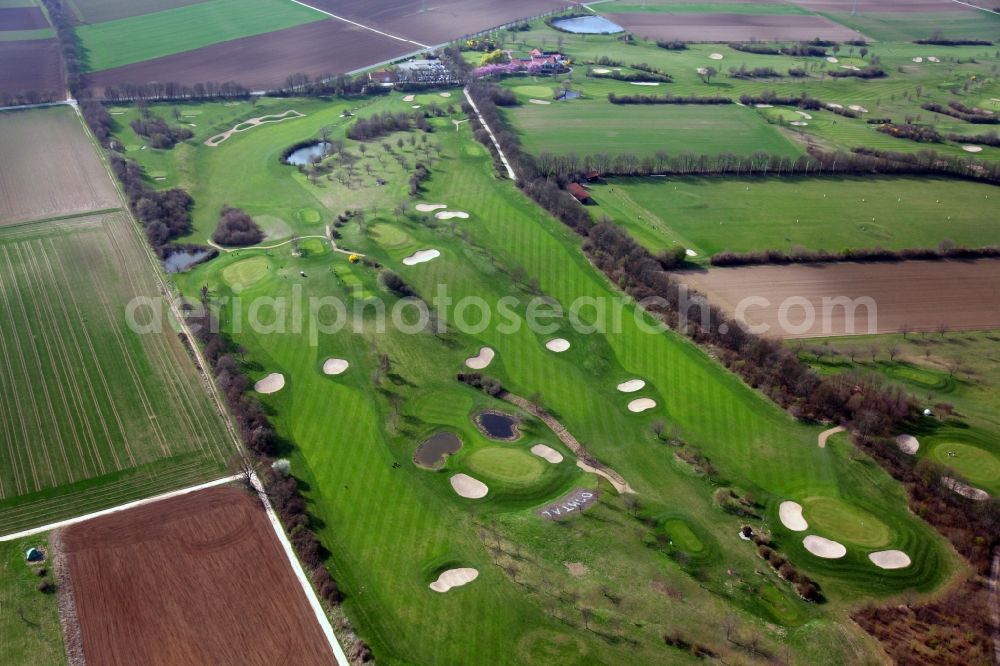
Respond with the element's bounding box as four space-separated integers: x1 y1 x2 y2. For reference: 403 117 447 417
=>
67 0 210 24
76 0 326 71
605 2 814 15
587 175 999 257
142 92 959 664
0 535 64 665
811 10 1000 42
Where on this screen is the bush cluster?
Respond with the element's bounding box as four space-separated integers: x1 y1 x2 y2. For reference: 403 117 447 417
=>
212 206 264 247
129 116 193 149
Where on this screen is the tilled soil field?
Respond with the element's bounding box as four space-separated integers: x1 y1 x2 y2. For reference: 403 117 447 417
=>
677 259 1000 338
607 12 866 41
61 487 335 666
793 0 985 12
0 7 49 30
0 39 64 100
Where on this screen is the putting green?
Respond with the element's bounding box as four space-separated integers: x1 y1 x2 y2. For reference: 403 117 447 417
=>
297 207 321 224
465 447 545 485
513 85 555 99
222 256 270 287
372 223 413 249
663 518 703 553
929 442 1000 486
802 497 892 548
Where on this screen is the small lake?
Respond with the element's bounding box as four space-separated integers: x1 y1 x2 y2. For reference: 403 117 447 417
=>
285 141 331 165
164 249 212 273
474 411 520 440
551 16 624 34
414 432 462 468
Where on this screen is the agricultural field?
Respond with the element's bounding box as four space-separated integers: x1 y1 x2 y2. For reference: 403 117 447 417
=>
66 0 212 24
61 487 336 664
117 92 961 663
0 107 120 225
605 11 863 41
792 0 1000 41
75 0 327 72
0 38 63 100
676 259 1000 337
587 175 999 257
795 329 1000 496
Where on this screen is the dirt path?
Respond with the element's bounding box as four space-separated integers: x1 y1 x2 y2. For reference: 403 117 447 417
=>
208 229 364 258
502 392 635 494
818 425 845 448
463 86 517 182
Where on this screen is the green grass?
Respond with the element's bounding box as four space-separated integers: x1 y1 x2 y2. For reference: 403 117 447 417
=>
606 2 813 15
813 10 1000 42
76 0 326 71
0 536 64 665
158 92 956 664
928 441 1000 488
0 27 54 40
587 175 999 257
801 496 892 548
662 517 704 552
465 446 546 485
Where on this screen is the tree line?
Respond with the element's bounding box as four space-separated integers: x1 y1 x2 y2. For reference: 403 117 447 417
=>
346 110 437 141
608 92 731 105
212 206 264 247
922 101 998 124
710 244 1000 267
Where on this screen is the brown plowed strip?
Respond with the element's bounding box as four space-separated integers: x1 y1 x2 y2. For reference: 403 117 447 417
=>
0 7 49 30
62 487 335 666
677 259 1000 339
0 39 63 98
794 0 986 12
608 12 865 41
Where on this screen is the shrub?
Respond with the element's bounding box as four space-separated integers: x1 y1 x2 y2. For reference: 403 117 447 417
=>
129 116 192 149
212 206 264 247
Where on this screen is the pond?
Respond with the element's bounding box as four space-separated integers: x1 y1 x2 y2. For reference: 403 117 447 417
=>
474 411 520 440
551 15 624 34
164 249 212 273
414 432 462 468
285 141 331 165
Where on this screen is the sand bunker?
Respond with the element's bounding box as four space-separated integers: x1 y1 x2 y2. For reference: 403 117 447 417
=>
912 57 923 63
617 379 646 393
779 501 808 531
411 104 421 109
803 535 847 559
435 211 469 220
942 476 990 501
868 550 911 570
685 249 698 257
322 358 349 375
531 443 564 464
796 111 813 119
429 568 478 592
895 434 919 455
254 373 285 394
403 249 440 266
841 65 861 71
439 91 452 98
450 473 488 499
927 56 940 63
790 121 809 126
848 104 868 113
592 67 611 73
826 56 839 63
696 67 708 75
827 103 843 109
465 347 495 370
545 338 570 352
963 145 983 153
528 99 551 105
205 110 304 147
754 103 773 108
627 398 656 413
630 82 660 86
415 203 447 212
403 94 415 102
709 53 724 60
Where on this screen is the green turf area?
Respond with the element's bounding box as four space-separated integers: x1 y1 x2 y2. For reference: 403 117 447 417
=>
0 27 53 40
76 0 326 71
0 536 64 665
0 213 230 534
465 446 546 485
927 441 1000 487
606 2 813 14
813 10 1000 42
587 175 999 257
154 91 956 663
801 497 892 548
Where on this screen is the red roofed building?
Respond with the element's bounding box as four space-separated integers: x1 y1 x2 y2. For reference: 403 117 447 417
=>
567 182 592 203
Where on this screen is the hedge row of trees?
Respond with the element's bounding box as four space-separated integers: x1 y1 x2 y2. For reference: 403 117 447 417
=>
922 101 998 124
40 0 80 96
655 40 687 50
947 129 1000 147
129 116 192 149
608 92 731 105
98 80 250 103
710 244 1000 267
727 41 828 57
728 65 782 79
589 69 672 83
108 154 195 252
346 110 434 141
875 122 942 143
828 65 885 79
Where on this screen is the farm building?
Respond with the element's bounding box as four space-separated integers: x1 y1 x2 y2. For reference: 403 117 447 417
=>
567 183 592 204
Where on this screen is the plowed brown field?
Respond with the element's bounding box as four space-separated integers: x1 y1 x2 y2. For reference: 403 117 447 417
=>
0 39 63 99
677 259 1000 338
608 12 865 41
0 7 49 30
62 487 335 666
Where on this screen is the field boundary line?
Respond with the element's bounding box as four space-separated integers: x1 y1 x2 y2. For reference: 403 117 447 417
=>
249 472 350 666
288 0 429 48
463 86 518 182
0 474 241 542
948 0 1000 13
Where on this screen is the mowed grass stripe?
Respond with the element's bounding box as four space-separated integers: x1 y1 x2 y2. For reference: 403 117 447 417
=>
77 0 328 71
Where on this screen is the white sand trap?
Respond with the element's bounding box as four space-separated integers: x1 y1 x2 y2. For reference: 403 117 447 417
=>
531 443 564 464
204 110 304 147
617 379 646 393
630 82 660 86
827 103 844 109
826 56 839 63
685 249 697 257
963 145 983 153
790 121 809 126
255 373 285 394
869 550 911 570
709 53 724 60
411 104 421 109
696 67 708 75
450 473 488 499
415 203 447 212
323 358 349 375
841 65 861 71
627 398 656 413
796 111 813 119
927 56 940 62
803 535 847 559
592 67 611 73
848 104 869 113
779 501 808 531
942 476 990 501
465 347 495 370
528 98 551 105
545 338 570 352
439 91 452 98
435 211 469 220
754 103 773 108
403 249 440 266
429 568 478 592
912 57 923 63
895 434 919 455
403 94 415 102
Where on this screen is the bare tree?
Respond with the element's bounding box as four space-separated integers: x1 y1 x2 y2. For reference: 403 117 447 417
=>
887 345 901 362
580 606 592 630
899 323 913 339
